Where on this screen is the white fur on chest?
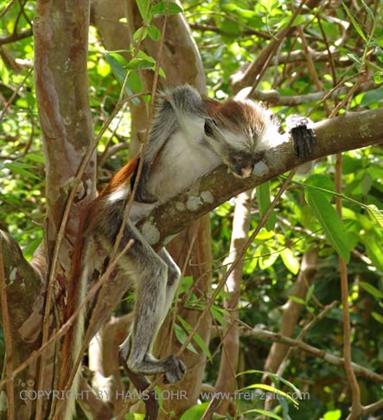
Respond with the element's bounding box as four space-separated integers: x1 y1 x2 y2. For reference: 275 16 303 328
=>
146 129 220 202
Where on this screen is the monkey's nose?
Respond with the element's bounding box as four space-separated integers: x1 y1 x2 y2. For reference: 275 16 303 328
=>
240 166 253 178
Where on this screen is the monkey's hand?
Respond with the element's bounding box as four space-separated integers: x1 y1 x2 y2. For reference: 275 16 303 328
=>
286 115 316 160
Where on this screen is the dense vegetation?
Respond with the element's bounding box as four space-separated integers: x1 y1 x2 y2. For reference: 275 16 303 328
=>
0 0 382 419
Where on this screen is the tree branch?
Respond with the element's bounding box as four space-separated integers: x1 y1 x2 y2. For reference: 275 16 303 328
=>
245 327 383 383
0 29 33 45
143 108 383 247
243 81 378 106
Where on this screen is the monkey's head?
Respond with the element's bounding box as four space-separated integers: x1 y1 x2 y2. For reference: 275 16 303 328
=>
204 98 281 178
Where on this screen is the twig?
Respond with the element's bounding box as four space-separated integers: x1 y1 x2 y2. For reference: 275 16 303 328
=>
0 0 18 19
316 15 337 84
243 326 383 383
231 81 378 106
231 0 316 92
362 399 383 416
0 68 32 123
189 23 271 39
0 28 32 45
275 300 338 377
335 154 362 419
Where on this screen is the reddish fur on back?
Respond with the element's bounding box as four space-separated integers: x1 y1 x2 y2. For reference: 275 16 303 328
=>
100 156 140 196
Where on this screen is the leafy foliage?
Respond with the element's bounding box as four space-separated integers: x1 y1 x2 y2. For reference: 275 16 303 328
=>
0 0 383 419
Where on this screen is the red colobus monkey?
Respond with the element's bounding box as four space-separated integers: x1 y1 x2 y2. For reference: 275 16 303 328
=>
62 85 314 400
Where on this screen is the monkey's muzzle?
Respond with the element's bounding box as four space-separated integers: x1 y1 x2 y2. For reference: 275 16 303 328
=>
232 165 253 178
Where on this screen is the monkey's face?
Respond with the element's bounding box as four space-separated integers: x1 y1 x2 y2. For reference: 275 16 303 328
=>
227 152 255 178
203 118 259 178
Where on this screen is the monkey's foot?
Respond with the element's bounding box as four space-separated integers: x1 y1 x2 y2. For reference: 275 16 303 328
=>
162 355 186 384
286 115 316 160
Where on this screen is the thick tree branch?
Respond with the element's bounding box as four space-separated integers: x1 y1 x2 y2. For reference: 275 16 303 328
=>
143 108 383 246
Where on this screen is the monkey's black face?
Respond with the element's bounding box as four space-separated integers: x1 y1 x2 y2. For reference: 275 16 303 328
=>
228 152 255 178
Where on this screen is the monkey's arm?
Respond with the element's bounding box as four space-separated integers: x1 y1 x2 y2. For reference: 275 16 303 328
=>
286 115 316 160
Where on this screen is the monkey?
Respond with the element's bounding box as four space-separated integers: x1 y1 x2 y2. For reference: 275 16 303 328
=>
58 85 315 417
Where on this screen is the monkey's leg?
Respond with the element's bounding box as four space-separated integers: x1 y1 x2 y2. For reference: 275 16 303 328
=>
157 248 181 317
117 222 186 383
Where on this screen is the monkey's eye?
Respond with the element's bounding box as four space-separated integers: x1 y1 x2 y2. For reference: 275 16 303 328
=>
204 119 216 137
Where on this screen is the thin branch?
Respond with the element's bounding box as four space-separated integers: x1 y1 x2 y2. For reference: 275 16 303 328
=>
0 28 32 45
336 154 362 418
362 399 383 416
244 327 383 383
231 0 319 91
276 300 338 377
0 0 18 19
0 68 32 123
189 23 272 39
243 81 378 106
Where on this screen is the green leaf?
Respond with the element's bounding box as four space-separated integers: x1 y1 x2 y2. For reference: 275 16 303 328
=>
360 88 383 106
136 0 151 22
174 323 198 354
258 244 279 270
133 26 148 43
278 14 307 28
281 248 300 274
96 58 111 77
237 370 301 396
323 409 342 420
288 295 305 305
4 162 41 180
366 205 383 228
126 71 143 94
305 189 351 262
147 24 161 41
362 238 383 271
239 384 298 406
371 312 383 324
210 304 225 325
256 182 276 230
125 414 145 420
105 53 129 90
241 409 282 419
342 2 367 41
178 276 193 294
127 55 156 71
180 402 209 420
152 1 183 16
359 281 383 300
177 316 212 359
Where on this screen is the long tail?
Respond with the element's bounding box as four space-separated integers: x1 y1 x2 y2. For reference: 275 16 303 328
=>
54 215 90 419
